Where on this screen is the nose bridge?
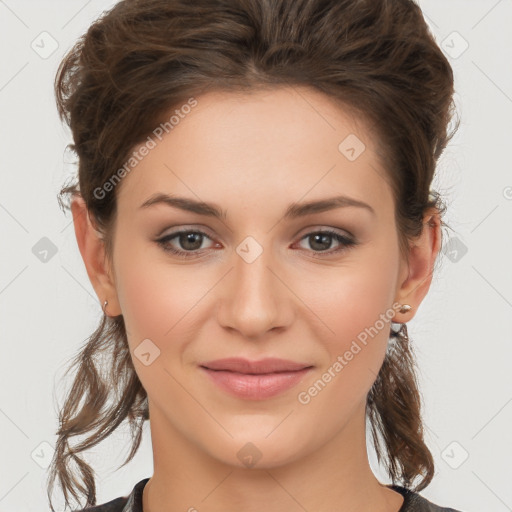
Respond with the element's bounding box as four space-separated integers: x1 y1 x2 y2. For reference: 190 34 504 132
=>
216 234 292 336
235 244 274 298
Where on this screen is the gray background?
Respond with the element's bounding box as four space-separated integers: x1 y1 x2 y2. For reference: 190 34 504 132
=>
0 0 511 510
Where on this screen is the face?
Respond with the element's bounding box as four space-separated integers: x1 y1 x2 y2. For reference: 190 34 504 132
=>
101 86 414 468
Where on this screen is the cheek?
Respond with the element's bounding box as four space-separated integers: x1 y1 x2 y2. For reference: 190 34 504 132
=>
112 238 219 394
307 261 397 350
112 242 198 393
299 249 399 395
114 236 199 337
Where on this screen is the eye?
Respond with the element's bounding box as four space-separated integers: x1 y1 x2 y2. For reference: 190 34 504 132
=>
294 229 357 256
155 228 358 259
156 229 217 259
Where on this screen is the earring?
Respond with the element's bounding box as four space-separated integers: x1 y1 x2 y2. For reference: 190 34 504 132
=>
102 300 109 316
398 304 412 314
391 303 413 334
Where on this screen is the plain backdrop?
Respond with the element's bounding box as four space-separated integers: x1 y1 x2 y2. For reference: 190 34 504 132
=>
0 0 511 511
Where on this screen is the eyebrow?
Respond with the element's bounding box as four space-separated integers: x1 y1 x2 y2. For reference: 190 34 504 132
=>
139 193 375 219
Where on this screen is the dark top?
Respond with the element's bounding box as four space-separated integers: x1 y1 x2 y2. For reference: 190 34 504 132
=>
77 478 464 512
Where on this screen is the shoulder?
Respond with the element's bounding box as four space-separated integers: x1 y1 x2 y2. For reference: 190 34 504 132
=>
389 484 465 512
74 478 150 512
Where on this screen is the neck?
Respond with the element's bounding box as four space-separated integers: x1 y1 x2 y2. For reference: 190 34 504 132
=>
142 400 403 512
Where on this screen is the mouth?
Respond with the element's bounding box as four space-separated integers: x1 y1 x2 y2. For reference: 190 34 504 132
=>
199 357 313 400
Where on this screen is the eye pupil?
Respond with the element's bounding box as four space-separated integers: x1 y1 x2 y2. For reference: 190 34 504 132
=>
310 233 332 251
180 232 203 250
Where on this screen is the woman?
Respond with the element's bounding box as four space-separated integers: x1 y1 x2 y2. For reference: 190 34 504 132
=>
48 0 464 510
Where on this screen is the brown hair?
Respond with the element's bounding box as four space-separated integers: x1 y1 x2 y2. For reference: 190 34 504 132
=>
48 0 459 509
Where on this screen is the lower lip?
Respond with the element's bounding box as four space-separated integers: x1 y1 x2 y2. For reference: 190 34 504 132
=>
200 367 312 400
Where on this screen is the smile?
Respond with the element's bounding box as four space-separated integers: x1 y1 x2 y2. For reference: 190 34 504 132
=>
199 358 313 400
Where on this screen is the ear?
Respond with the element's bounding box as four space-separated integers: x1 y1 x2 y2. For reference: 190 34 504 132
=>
70 195 122 317
393 209 442 323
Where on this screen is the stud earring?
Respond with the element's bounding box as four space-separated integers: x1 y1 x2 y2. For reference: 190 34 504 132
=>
102 300 109 316
391 303 413 334
398 304 412 314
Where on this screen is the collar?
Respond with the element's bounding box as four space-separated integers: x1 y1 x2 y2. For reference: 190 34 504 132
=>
119 479 440 512
121 478 150 512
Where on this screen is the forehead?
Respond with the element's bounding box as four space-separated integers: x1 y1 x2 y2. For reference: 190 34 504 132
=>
115 86 392 216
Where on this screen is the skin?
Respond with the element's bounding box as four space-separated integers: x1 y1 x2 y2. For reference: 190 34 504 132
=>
72 86 441 512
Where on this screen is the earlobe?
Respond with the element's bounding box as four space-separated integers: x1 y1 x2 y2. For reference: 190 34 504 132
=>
393 210 441 323
70 195 121 316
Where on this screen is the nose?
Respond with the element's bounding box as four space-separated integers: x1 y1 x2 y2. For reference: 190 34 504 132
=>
216 241 295 340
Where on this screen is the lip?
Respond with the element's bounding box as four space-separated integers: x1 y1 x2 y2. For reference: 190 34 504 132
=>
200 357 311 374
199 358 313 400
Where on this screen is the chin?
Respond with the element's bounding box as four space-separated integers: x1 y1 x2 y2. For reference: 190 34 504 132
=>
204 426 312 470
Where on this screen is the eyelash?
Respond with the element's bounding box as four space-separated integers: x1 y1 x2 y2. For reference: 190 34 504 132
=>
156 228 358 259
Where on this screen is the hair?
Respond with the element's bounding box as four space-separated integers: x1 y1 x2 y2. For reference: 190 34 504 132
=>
47 0 460 509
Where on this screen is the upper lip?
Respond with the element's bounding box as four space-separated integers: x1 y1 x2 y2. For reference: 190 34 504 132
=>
200 357 312 374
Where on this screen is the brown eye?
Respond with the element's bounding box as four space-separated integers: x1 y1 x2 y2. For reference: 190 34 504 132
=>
156 229 215 258
296 230 357 255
